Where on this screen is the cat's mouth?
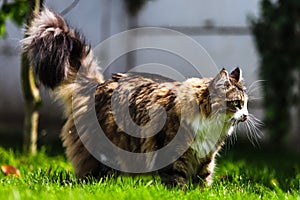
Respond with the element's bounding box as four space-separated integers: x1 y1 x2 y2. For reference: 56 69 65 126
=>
230 116 247 126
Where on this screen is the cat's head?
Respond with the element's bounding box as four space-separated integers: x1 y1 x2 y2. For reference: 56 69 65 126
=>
209 67 248 125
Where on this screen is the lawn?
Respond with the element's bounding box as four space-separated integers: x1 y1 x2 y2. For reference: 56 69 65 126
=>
0 142 299 200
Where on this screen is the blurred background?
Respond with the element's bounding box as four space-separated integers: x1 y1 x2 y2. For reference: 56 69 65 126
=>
0 0 299 154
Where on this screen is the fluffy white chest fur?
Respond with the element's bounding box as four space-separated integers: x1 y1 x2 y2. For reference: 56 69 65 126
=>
187 115 233 158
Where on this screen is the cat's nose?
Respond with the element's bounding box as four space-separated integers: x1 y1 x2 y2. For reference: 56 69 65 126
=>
241 114 248 122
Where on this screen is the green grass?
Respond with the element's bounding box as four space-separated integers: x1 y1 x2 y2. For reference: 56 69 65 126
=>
0 143 299 200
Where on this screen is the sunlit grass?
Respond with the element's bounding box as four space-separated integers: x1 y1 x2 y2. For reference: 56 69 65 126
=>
0 142 299 200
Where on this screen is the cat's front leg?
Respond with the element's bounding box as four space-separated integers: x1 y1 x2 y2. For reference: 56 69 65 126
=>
158 159 191 188
194 152 218 187
157 149 209 188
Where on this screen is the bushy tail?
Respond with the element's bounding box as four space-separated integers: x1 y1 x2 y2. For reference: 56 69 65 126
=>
22 8 103 89
22 9 106 175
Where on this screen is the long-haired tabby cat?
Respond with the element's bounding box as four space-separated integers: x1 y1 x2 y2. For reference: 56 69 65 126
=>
22 8 259 187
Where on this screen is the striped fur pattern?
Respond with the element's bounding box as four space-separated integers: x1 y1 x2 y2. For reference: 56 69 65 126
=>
22 8 250 187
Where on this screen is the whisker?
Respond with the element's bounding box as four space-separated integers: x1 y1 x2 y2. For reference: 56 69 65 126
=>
248 96 264 102
245 121 258 147
247 80 266 103
247 80 266 95
249 114 264 131
243 114 264 147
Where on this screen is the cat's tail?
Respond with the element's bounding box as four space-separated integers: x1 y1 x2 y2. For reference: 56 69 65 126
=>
22 8 104 114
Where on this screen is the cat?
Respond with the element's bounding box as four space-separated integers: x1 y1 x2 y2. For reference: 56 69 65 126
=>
22 8 257 187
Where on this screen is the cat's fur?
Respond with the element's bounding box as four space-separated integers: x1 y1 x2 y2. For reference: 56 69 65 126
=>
22 8 250 187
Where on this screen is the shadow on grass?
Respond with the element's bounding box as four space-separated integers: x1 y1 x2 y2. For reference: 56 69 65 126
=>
217 139 300 192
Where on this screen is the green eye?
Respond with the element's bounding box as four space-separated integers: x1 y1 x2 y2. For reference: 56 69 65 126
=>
232 100 240 107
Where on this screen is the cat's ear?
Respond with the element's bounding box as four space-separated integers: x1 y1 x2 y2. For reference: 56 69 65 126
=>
230 67 242 82
213 68 230 88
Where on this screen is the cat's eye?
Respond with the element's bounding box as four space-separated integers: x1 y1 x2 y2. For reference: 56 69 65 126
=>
232 100 241 107
233 101 239 106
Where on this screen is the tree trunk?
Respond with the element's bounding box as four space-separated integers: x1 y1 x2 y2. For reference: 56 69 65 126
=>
289 69 300 153
126 15 138 72
21 0 43 154
123 0 146 72
296 70 300 153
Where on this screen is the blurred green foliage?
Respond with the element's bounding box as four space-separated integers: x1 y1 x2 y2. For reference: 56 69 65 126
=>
251 0 300 142
0 0 29 37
